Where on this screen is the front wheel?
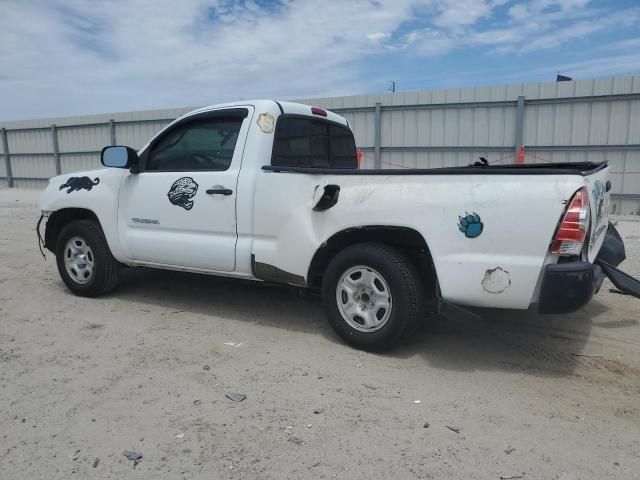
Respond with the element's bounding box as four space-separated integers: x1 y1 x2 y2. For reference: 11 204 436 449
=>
55 220 121 297
321 243 423 351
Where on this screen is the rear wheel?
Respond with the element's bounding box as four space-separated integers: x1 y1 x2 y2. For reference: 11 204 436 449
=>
322 243 423 351
55 220 121 297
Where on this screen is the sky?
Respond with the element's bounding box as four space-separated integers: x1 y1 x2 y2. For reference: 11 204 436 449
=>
1 0 639 121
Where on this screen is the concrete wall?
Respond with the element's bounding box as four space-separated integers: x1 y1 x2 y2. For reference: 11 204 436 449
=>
2 75 639 213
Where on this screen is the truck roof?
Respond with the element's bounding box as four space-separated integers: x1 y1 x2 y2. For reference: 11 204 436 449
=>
179 99 349 127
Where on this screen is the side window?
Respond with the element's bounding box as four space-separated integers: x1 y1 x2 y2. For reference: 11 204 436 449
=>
146 117 243 171
272 117 356 168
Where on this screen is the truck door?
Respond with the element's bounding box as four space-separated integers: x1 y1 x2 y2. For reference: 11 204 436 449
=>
117 107 253 272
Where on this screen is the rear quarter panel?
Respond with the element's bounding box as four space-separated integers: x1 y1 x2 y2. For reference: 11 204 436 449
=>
253 171 585 309
584 165 611 262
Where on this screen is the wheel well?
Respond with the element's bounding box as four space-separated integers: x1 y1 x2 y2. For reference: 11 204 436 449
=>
44 208 100 252
307 226 437 291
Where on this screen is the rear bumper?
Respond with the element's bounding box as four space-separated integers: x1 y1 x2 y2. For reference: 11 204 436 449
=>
538 223 640 314
538 262 604 314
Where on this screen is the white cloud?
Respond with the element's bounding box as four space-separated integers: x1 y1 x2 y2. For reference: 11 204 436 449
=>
507 3 529 20
559 54 640 78
432 0 492 28
595 37 640 52
492 7 640 53
367 32 391 43
0 0 420 120
394 28 457 55
521 53 640 79
0 0 638 121
406 0 639 56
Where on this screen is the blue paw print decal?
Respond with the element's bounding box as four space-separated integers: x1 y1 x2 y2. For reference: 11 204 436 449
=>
458 212 483 238
592 179 606 219
592 179 606 203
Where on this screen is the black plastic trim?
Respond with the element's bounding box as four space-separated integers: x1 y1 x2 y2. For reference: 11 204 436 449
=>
313 184 340 211
538 262 602 314
206 188 233 195
262 161 607 176
596 260 640 299
596 223 626 267
254 262 307 287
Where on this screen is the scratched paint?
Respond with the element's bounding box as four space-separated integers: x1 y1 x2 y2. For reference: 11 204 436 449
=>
592 180 606 218
257 113 275 133
482 267 511 294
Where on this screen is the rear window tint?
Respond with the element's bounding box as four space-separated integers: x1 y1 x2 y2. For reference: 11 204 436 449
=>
330 124 357 168
272 117 356 168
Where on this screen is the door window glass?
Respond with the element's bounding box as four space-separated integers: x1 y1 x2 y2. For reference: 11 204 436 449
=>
146 118 243 171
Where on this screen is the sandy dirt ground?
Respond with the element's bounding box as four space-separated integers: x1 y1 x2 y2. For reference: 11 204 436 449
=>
1 188 639 480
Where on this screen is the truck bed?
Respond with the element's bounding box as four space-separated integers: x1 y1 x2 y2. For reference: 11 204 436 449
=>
254 160 610 310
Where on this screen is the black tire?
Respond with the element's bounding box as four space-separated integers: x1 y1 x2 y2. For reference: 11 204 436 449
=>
55 220 121 297
321 242 423 351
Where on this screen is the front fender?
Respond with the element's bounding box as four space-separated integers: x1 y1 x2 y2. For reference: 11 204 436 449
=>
38 169 128 262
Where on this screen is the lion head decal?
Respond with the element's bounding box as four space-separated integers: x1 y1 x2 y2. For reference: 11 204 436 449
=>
167 177 199 210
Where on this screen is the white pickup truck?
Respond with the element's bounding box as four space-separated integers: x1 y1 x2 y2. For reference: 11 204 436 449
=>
38 100 639 350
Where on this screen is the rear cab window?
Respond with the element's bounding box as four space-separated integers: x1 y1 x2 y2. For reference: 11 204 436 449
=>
272 116 356 168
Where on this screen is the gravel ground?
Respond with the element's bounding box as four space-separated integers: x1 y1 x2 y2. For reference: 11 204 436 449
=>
1 188 639 480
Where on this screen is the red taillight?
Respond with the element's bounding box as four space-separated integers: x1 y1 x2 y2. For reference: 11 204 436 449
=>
551 187 590 256
356 148 364 168
311 107 327 117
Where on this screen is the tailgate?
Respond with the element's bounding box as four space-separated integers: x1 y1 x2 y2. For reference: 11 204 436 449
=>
584 164 611 262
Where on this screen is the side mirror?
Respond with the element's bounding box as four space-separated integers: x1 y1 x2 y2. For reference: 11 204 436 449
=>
101 146 139 171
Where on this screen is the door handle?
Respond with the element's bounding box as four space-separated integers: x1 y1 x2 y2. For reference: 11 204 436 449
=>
206 187 233 195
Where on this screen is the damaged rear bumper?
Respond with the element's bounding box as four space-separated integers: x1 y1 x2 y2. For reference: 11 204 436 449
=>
597 260 640 299
538 262 604 314
538 223 640 314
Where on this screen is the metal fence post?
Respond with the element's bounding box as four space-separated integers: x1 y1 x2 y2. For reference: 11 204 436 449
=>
374 102 382 169
51 124 61 175
109 119 116 145
515 95 525 157
1 128 13 187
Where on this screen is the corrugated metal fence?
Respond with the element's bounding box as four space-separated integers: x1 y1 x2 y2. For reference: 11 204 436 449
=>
2 75 640 214
0 106 194 190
